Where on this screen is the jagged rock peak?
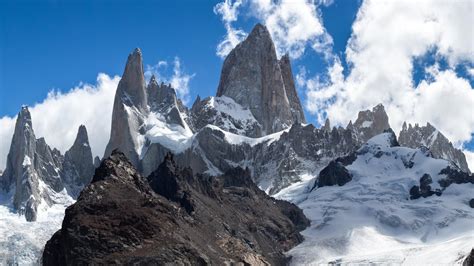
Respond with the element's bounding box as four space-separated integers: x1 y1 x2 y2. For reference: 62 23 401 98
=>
1 106 67 221
279 53 306 124
323 118 331 131
353 103 391 143
19 105 32 125
120 47 147 111
92 150 139 183
74 125 89 146
149 74 158 86
63 125 94 194
399 121 470 173
216 23 302 135
104 48 148 167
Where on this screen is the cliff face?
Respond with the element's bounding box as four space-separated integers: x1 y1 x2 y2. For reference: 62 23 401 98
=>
0 108 94 221
399 122 471 173
104 48 148 167
43 151 309 265
216 24 305 135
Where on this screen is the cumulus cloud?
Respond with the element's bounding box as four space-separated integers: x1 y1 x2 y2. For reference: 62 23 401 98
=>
214 0 247 58
145 57 195 105
214 0 332 59
303 0 474 146
0 74 120 169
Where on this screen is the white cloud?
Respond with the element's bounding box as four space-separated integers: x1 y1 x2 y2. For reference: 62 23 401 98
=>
170 57 195 105
0 74 120 169
464 150 474 173
251 0 332 59
214 0 331 59
214 0 247 58
304 0 474 146
145 57 195 105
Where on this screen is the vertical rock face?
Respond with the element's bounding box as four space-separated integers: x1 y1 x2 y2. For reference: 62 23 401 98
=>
279 54 306 124
1 107 41 221
0 107 65 221
1 107 36 191
399 122 471 173
353 104 391 143
93 156 101 168
216 23 304 135
62 125 95 196
104 48 148 168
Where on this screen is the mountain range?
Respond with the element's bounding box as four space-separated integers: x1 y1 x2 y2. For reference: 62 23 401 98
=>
0 23 472 265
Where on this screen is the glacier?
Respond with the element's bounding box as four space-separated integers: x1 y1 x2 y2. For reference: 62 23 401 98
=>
275 132 474 264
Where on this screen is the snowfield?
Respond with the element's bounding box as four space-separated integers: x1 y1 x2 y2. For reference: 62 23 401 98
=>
0 190 73 265
276 133 474 265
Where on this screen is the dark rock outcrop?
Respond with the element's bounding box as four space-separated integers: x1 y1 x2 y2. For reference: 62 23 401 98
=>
43 151 308 265
399 122 470 173
93 156 101 168
409 174 442 199
464 249 474 266
438 166 474 188
312 160 352 190
216 23 304 135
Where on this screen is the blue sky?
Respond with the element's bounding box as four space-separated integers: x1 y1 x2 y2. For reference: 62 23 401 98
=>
0 0 360 118
0 0 473 167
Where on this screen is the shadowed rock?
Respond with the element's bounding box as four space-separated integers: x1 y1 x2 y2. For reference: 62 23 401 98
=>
43 151 309 265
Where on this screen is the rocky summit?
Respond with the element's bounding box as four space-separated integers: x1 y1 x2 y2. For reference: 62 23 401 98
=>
42 151 308 265
399 121 470 173
104 48 148 167
216 23 305 135
0 107 94 221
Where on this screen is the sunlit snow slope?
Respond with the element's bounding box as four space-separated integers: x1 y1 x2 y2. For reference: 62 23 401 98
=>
276 132 474 265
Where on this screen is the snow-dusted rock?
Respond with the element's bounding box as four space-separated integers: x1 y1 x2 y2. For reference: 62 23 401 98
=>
104 48 148 167
1 107 64 221
190 96 262 137
216 24 304 135
352 103 391 143
277 131 474 264
399 122 470 173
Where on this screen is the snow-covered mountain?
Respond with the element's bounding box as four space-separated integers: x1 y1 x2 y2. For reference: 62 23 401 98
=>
102 25 395 194
399 122 471 173
0 23 472 264
275 131 473 264
0 107 95 263
0 107 94 222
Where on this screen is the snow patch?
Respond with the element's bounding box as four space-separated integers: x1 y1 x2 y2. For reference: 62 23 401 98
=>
144 111 193 155
22 156 31 167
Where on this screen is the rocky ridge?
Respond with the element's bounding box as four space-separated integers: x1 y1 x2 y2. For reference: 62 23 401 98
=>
399 122 470 173
0 107 95 221
43 151 309 265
